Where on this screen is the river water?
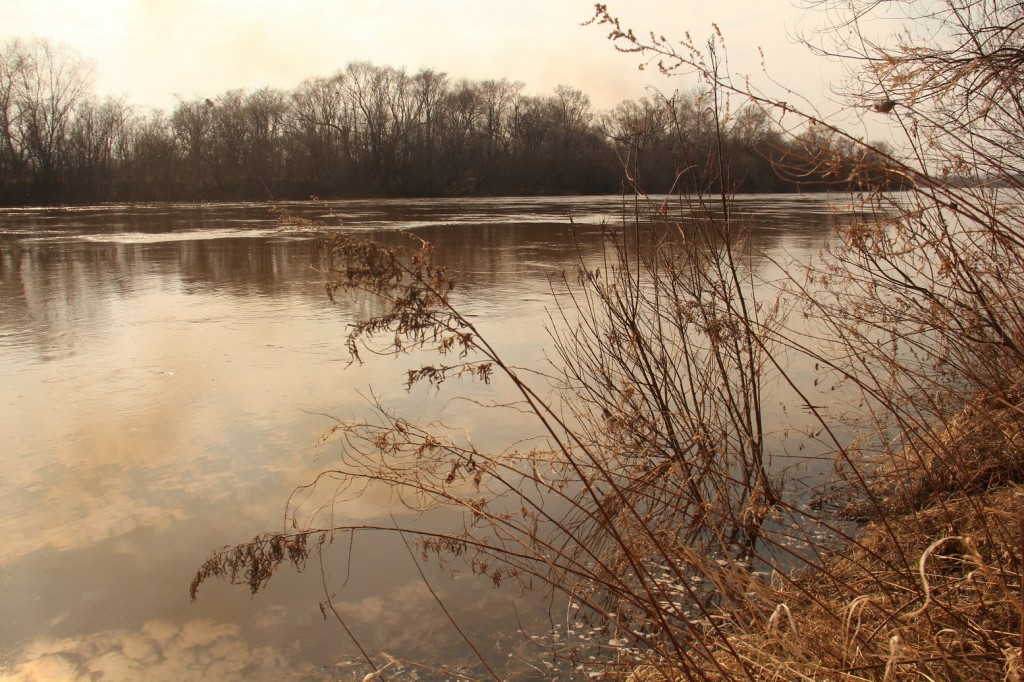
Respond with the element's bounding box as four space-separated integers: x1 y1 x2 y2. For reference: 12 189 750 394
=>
0 195 845 680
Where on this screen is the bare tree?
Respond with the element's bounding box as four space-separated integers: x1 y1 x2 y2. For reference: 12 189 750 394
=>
0 39 30 192
170 96 215 194
288 73 354 189
6 39 91 197
66 96 132 197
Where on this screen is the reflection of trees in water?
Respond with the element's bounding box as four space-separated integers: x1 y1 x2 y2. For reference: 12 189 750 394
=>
0 236 320 359
176 238 321 296
0 197 839 360
2 242 137 360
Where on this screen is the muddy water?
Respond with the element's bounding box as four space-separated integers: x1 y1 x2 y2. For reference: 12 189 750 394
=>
0 195 843 680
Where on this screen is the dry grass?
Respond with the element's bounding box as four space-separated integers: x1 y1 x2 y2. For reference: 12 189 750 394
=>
191 187 1024 680
626 382 1024 681
868 382 1024 517
190 6 1024 679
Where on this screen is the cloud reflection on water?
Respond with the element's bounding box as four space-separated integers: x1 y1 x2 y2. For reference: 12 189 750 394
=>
0 196 842 678
9 618 308 682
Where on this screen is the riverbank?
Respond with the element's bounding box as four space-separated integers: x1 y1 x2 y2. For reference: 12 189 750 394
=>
629 382 1024 681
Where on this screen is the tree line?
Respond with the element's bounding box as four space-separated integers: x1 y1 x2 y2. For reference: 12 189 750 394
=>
0 37 875 205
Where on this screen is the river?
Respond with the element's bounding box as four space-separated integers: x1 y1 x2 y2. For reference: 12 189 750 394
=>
0 195 846 680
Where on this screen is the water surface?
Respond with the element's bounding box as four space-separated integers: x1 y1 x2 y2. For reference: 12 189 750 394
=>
0 195 845 680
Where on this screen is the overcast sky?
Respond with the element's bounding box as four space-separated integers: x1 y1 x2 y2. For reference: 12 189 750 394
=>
3 0 844 114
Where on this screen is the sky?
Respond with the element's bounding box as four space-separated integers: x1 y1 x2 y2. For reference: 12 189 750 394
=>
2 0 845 115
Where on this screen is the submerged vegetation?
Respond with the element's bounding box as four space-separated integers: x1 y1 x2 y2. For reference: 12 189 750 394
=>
188 1 1024 679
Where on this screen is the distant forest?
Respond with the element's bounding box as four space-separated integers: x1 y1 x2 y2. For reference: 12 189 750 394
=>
0 38 887 205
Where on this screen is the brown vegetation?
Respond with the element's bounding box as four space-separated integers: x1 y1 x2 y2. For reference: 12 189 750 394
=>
0 41 878 205
191 1 1024 679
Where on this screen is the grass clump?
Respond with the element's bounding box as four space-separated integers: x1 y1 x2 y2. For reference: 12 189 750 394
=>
641 384 1024 681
